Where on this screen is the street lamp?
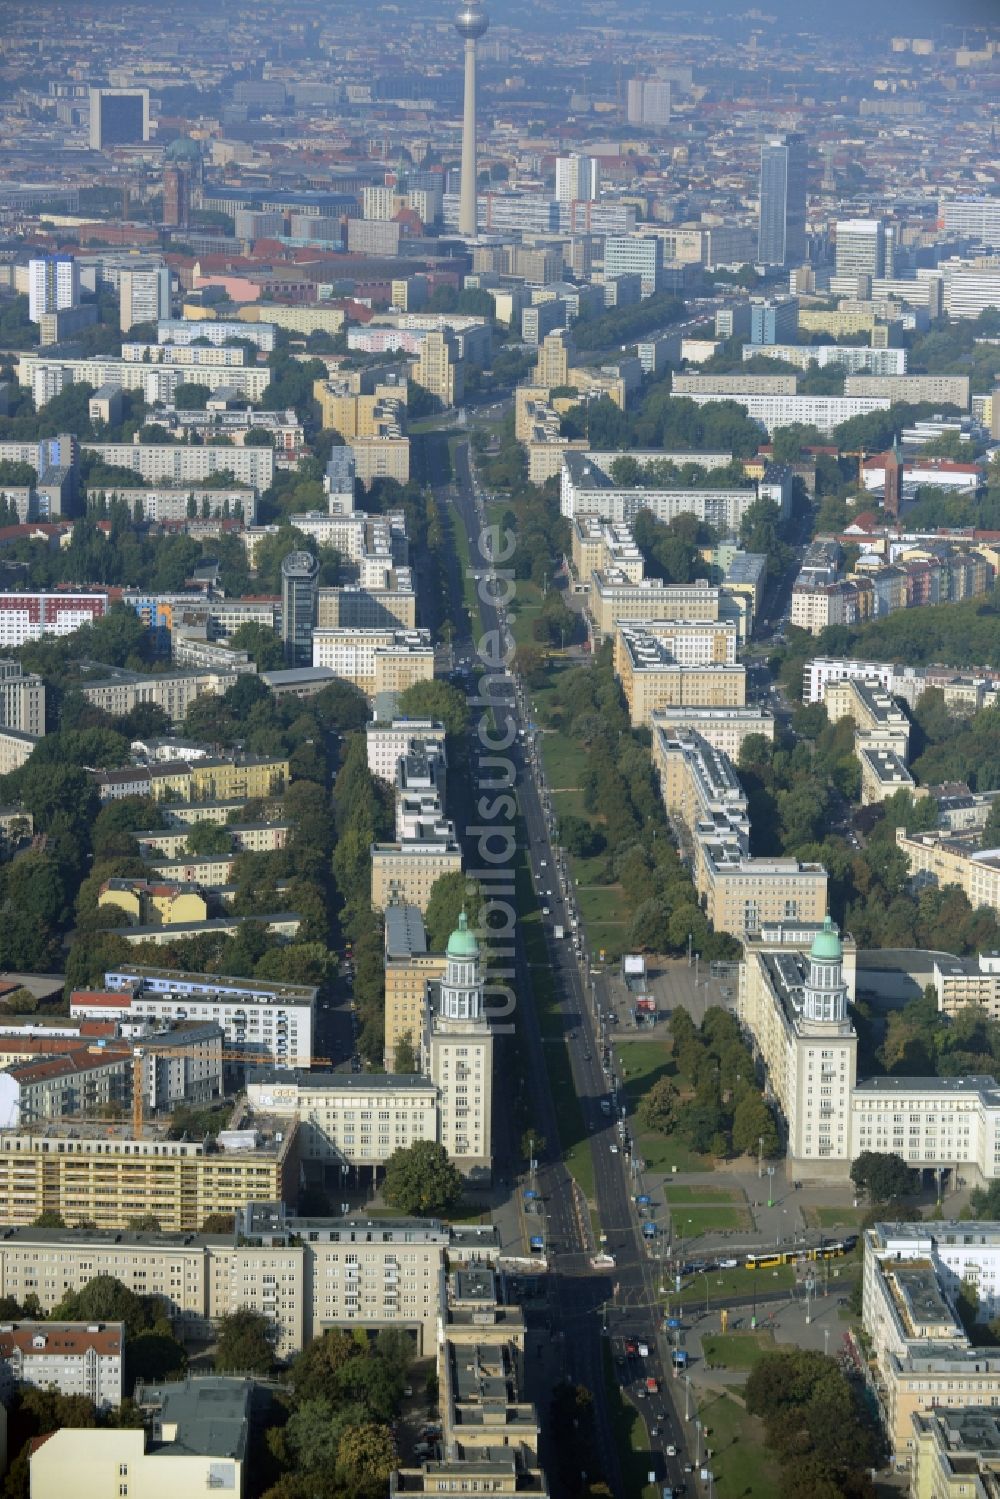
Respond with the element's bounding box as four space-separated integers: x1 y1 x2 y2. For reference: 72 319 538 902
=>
766 1164 775 1209
695 1421 703 1466
758 1136 765 1179
684 1374 693 1421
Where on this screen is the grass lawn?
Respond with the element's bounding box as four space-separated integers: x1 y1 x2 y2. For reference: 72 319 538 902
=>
539 731 589 791
663 1186 739 1205
669 1264 796 1310
695 1391 782 1499
805 1205 866 1230
635 1132 714 1174
601 1343 658 1499
702 1331 776 1369
672 1204 747 1232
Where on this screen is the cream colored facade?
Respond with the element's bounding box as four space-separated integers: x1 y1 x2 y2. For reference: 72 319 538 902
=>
313 380 410 437
238 303 345 335
593 573 723 640
896 829 1000 915
859 745 916 806
0 1210 482 1359
648 705 775 760
933 955 1000 1020
798 306 878 335
246 1073 439 1166
739 926 858 1171
910 1407 1000 1498
386 953 447 1069
310 627 434 698
824 677 910 759
316 583 417 631
80 669 242 723
533 330 571 387
414 330 462 406
31 1421 244 1499
845 373 971 407
0 728 38 775
98 881 208 927
570 516 645 587
862 1225 1000 1457
616 627 745 727
652 727 828 939
351 434 411 488
370 839 462 913
0 1124 299 1232
149 755 289 804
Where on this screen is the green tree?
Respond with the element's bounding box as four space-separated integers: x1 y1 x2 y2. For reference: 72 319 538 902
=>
382 1140 463 1216
637 1076 677 1133
850 1150 916 1203
396 679 469 738
423 872 483 951
731 1093 780 1158
214 1308 273 1374
335 1423 397 1497
230 621 285 670
50 1274 149 1336
185 821 232 856
394 1032 418 1073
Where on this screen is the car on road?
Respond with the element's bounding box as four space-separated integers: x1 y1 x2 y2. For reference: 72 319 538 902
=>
717 1257 738 1269
666 1445 677 1458
637 1341 649 1357
609 1143 619 1153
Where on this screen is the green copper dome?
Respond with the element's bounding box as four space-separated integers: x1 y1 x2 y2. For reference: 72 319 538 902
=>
447 911 479 959
810 916 842 962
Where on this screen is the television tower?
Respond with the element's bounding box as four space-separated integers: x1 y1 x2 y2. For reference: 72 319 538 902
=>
454 2 489 238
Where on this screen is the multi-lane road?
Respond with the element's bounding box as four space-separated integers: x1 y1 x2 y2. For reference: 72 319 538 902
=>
450 440 693 1497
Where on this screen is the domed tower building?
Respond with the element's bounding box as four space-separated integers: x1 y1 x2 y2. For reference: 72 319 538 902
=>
740 916 858 1180
425 912 493 1179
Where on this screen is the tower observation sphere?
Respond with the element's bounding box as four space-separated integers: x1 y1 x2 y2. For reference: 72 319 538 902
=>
454 2 489 38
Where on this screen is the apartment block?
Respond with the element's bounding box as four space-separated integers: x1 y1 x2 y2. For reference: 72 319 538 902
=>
366 720 446 786
652 727 827 937
824 677 911 759
31 1379 248 1499
560 451 762 532
745 343 907 374
384 905 447 1070
614 625 745 727
590 574 722 640
147 754 289 804
682 390 891 437
311 627 434 699
672 373 799 397
79 667 244 723
72 965 316 1069
862 1223 1000 1454
0 1122 299 1232
0 1321 124 1408
245 1072 438 1166
844 374 971 409
648 704 775 760
0 592 105 651
0 660 45 736
370 834 462 914
896 830 1000 916
932 954 1000 1021
81 441 274 490
859 746 916 806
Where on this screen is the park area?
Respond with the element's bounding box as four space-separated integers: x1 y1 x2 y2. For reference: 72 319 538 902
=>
664 1183 751 1236
693 1391 782 1499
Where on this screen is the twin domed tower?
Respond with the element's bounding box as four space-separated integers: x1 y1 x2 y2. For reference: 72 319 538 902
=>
454 4 489 238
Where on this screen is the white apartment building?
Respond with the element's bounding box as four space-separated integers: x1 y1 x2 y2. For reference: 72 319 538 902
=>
0 1321 124 1408
120 342 248 367
560 451 767 531
71 965 316 1068
157 318 277 352
311 627 434 698
555 155 598 203
745 343 907 374
682 390 891 436
0 660 45 735
0 592 106 650
18 355 269 406
366 719 446 785
82 441 274 489
28 257 79 322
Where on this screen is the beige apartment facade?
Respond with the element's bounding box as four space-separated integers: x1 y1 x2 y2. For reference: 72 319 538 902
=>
385 952 447 1069
648 705 775 760
371 839 463 913
311 628 434 698
0 1125 299 1232
896 829 1000 915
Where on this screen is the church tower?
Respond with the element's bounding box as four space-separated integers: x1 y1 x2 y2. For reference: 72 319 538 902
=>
426 913 493 1179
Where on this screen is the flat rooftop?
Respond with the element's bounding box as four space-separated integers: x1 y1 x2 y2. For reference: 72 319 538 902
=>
140 1377 251 1460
